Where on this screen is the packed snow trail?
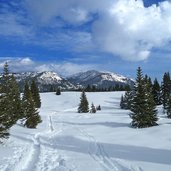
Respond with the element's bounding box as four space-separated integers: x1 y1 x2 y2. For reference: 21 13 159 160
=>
49 115 54 132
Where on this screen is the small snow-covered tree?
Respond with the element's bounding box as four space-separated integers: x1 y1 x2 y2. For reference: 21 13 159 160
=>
90 103 96 113
96 105 101 111
56 87 61 95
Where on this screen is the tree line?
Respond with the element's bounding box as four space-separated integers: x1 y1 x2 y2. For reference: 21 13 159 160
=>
76 84 131 92
0 63 41 142
120 67 171 128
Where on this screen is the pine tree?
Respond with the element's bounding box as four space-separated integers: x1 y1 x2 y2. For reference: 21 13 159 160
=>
120 95 125 109
120 90 134 110
166 94 171 118
144 80 158 126
78 91 89 113
31 80 41 108
161 72 171 111
0 94 10 140
130 67 158 128
90 103 96 113
152 78 162 105
96 105 101 111
56 87 61 95
7 75 22 124
0 63 22 140
22 82 41 128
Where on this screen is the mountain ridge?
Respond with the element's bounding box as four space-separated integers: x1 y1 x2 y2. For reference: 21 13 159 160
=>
3 70 134 91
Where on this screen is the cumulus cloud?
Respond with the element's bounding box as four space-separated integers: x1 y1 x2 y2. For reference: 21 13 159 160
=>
1 0 171 61
0 57 35 72
92 0 171 60
35 62 97 76
0 57 97 76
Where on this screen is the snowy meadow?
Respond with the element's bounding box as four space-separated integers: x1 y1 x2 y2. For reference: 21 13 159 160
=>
0 92 171 171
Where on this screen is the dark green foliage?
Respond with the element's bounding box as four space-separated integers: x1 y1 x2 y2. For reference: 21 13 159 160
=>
120 90 134 110
56 87 61 95
144 80 158 126
31 80 41 108
120 95 126 109
152 78 162 105
78 91 89 113
130 67 158 128
84 84 131 92
161 72 171 111
0 94 10 141
166 94 171 118
22 82 41 128
96 105 101 111
0 63 22 140
90 103 96 113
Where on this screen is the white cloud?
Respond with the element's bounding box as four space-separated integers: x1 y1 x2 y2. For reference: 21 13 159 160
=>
35 62 97 76
2 0 171 61
24 0 171 61
0 57 34 72
92 0 171 61
0 58 97 76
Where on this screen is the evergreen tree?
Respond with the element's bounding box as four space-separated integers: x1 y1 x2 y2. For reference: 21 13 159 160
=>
152 78 162 105
90 103 96 113
144 80 158 126
31 80 41 108
120 95 125 109
22 82 41 128
56 87 61 95
85 85 91 92
161 72 171 111
7 75 22 124
166 94 171 118
0 63 22 140
96 105 101 111
0 94 10 140
130 67 158 128
78 91 89 113
120 90 134 110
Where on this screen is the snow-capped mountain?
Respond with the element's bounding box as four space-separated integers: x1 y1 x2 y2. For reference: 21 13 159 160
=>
2 70 134 92
13 71 77 92
68 70 134 88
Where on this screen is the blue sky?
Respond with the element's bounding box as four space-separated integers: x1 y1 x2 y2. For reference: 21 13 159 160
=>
0 0 171 80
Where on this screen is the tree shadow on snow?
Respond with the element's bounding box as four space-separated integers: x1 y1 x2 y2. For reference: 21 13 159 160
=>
41 135 171 166
54 121 129 128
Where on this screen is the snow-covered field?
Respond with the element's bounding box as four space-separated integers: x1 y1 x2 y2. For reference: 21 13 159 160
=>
1 92 171 171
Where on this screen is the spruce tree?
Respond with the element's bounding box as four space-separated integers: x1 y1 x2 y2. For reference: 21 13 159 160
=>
161 72 171 111
120 90 134 110
31 80 41 108
22 82 41 128
56 87 61 95
0 94 10 140
96 105 101 111
120 95 125 109
130 67 158 128
152 78 162 105
144 80 158 126
90 103 96 113
0 63 22 140
78 91 89 113
166 94 171 118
